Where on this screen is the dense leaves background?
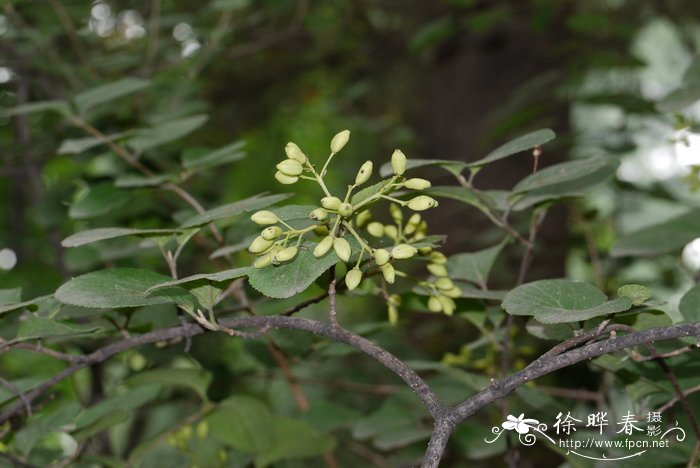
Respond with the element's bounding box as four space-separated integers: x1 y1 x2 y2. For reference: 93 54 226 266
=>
2 0 700 466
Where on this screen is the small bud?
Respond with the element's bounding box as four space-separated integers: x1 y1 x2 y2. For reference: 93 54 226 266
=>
355 210 371 228
367 222 384 237
254 253 273 268
438 295 456 316
404 178 431 190
285 142 307 163
373 248 391 266
384 225 398 240
435 277 454 291
251 210 279 225
391 244 418 259
276 159 303 176
196 421 209 440
310 207 328 221
388 305 398 325
391 149 407 176
427 262 448 277
407 195 438 211
404 213 422 235
330 129 350 153
345 268 363 291
261 226 282 240
275 171 298 185
443 286 462 298
313 225 330 236
381 263 395 284
321 196 342 210
355 161 373 185
430 251 447 264
333 237 352 262
389 203 403 223
314 236 334 257
338 202 354 217
428 296 443 313
248 236 274 254
388 294 401 307
419 247 432 255
274 246 298 264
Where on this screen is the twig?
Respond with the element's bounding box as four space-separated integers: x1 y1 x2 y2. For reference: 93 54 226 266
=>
328 266 339 327
47 0 95 77
0 342 86 364
657 383 700 414
265 340 309 411
571 205 605 289
631 344 698 362
0 376 32 417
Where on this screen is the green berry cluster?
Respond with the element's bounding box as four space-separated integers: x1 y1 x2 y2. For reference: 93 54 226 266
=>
249 130 461 319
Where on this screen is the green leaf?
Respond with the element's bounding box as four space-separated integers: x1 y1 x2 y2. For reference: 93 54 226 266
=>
146 267 251 293
62 227 184 247
422 186 491 211
73 77 150 114
247 237 358 299
1 100 70 117
209 236 257 259
467 129 556 168
69 183 131 219
0 288 22 304
617 284 652 306
127 114 208 152
74 385 161 430
678 285 700 323
511 156 618 196
502 279 633 324
58 132 130 155
114 173 174 188
656 84 700 113
682 55 700 84
447 241 506 287
0 295 54 315
255 417 336 467
182 141 246 170
379 159 467 178
14 402 81 457
269 204 318 221
17 318 102 341
206 396 276 453
127 368 211 400
301 401 360 432
610 209 700 257
55 268 193 309
350 180 393 205
180 193 291 228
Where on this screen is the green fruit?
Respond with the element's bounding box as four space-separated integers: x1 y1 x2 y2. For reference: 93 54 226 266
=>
389 203 403 223
333 237 352 262
276 159 303 176
430 251 447 264
314 236 334 257
404 178 431 190
321 196 342 210
248 236 273 254
275 171 298 184
407 195 438 211
427 262 448 277
435 277 454 291
355 161 373 185
438 295 456 316
428 296 442 312
261 226 282 240
285 142 307 163
251 210 279 225
309 207 328 221
391 149 407 176
254 254 273 268
381 263 395 284
274 246 298 264
391 243 417 259
345 268 363 291
442 286 462 298
355 210 371 228
338 202 354 217
388 305 398 325
330 129 350 153
384 225 398 239
373 248 391 266
367 222 384 237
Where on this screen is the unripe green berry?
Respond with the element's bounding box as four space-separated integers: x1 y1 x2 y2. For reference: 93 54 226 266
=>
384 225 398 240
407 195 438 211
430 251 447 264
355 161 373 185
261 226 282 240
276 159 303 176
404 213 421 235
330 129 350 153
391 243 418 259
314 225 330 236
391 149 407 176
367 222 384 237
427 262 448 277
381 263 395 284
285 142 307 163
389 203 403 223
388 294 401 307
248 236 274 254
435 277 454 291
275 171 298 185
438 295 456 316
345 268 363 291
309 207 328 221
274 246 298 264
419 247 432 255
373 248 391 266
428 296 443 313
443 286 462 298
314 236 334 257
355 210 371 228
338 202 354 217
404 178 431 190
251 210 279 225
254 253 273 268
333 237 352 262
321 196 342 210
388 305 398 325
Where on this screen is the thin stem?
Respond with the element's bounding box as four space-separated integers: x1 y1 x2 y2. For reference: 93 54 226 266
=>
320 152 335 178
328 266 338 327
304 160 332 197
342 221 372 253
